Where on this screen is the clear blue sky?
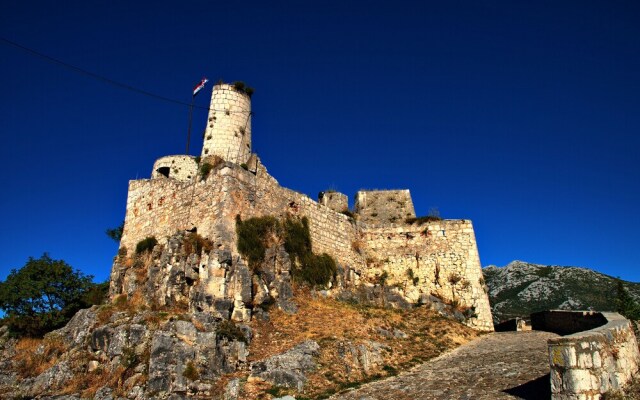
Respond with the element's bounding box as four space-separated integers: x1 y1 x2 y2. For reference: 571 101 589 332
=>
1 0 639 283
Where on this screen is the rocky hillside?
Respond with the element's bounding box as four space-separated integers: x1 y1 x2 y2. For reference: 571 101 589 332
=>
0 230 479 400
483 260 640 323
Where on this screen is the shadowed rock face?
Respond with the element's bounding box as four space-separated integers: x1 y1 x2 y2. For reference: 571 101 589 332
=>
250 340 320 391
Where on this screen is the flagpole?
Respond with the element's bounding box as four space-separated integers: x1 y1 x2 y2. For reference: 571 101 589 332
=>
186 95 195 154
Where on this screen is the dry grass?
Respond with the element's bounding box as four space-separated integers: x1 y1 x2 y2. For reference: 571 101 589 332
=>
245 287 478 398
13 336 67 378
60 365 135 398
351 239 365 255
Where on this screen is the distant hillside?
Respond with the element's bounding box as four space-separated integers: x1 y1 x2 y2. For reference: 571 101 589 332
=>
483 261 640 324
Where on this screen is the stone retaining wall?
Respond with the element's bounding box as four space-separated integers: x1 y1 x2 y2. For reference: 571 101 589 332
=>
545 312 640 399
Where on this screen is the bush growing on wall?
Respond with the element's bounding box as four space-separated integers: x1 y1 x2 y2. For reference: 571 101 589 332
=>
236 215 336 287
135 237 158 254
283 217 312 263
297 253 337 287
183 233 213 255
236 215 281 270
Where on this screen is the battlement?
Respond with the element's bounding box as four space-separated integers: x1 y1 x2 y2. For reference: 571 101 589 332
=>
318 190 349 213
354 189 416 224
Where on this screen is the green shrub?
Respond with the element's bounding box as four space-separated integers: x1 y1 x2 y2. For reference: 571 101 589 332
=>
406 268 419 285
135 237 158 254
236 215 281 270
216 320 247 343
240 163 248 170
375 271 389 286
236 215 336 287
295 253 336 287
183 233 213 255
183 361 200 380
121 346 138 369
0 254 99 337
233 81 246 91
199 163 213 181
283 217 312 264
105 221 124 242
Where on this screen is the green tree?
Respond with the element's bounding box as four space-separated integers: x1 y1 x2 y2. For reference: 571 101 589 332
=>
106 221 124 242
0 254 102 337
615 278 640 321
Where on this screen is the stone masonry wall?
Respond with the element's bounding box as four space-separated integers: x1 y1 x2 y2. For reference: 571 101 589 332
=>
355 190 416 224
120 161 362 270
201 84 252 164
118 158 493 330
547 312 640 399
151 155 198 181
359 220 493 331
319 191 349 213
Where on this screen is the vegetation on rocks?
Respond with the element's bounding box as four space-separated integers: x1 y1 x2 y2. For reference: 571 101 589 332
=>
135 236 158 254
105 221 124 242
182 232 213 255
0 254 107 337
236 215 280 270
236 215 337 287
615 278 640 320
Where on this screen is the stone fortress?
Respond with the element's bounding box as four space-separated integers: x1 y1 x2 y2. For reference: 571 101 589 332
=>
113 82 494 331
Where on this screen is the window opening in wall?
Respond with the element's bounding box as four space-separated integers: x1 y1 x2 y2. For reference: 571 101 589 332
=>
157 167 170 178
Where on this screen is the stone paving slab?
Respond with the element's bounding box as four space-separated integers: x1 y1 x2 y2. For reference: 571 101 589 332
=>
332 331 559 400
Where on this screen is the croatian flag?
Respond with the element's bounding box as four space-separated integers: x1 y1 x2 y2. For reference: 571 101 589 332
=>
193 78 208 97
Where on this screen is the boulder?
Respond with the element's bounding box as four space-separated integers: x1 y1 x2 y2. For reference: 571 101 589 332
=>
249 340 319 391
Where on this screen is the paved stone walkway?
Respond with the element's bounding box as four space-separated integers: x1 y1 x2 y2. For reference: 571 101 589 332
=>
332 331 559 400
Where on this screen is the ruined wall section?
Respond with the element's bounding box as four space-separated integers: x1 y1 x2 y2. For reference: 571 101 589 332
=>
360 220 493 331
319 191 349 213
151 155 198 181
355 190 416 224
202 84 252 164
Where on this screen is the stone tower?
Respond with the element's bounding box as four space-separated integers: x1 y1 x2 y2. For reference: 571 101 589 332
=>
201 83 252 164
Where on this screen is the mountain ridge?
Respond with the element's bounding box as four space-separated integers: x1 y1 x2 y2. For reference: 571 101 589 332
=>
483 260 640 324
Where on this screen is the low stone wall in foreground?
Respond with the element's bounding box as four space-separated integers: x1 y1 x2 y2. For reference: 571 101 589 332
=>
543 311 640 399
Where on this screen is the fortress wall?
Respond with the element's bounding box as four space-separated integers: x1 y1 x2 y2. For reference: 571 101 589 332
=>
120 176 227 252
217 163 364 269
547 312 640 399
118 161 492 330
360 220 494 331
355 190 416 224
151 155 198 181
121 161 363 269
